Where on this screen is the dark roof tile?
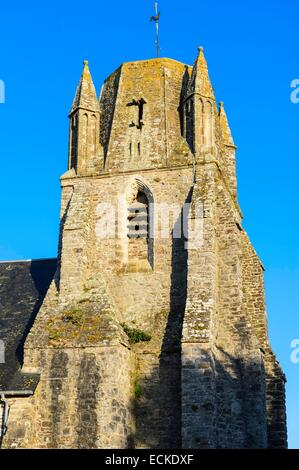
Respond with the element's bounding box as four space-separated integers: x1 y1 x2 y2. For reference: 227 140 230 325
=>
0 258 56 392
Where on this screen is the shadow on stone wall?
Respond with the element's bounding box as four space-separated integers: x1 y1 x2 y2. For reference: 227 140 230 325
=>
130 189 192 448
100 68 121 163
124 230 287 450
1 187 287 449
178 66 191 137
128 343 287 449
265 357 288 449
55 195 72 291
212 346 268 449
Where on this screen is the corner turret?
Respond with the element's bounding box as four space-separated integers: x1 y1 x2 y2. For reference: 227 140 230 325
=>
183 47 217 161
68 60 101 175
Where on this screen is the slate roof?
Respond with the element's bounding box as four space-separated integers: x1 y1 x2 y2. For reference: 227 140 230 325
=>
0 258 56 393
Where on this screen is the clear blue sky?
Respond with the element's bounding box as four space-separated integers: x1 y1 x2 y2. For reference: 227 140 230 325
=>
0 0 298 448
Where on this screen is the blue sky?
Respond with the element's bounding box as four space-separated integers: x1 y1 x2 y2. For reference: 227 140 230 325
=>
0 0 298 448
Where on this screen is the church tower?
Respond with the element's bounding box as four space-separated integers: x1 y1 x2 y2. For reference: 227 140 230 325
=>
2 49 287 450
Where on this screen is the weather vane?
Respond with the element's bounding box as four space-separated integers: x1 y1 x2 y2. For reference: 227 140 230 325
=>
150 3 160 58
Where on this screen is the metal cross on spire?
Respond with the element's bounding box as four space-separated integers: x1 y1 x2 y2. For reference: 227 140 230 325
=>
150 3 160 58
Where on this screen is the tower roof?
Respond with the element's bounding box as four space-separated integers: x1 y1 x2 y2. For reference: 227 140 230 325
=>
0 258 57 393
219 101 235 147
188 47 215 100
70 60 100 115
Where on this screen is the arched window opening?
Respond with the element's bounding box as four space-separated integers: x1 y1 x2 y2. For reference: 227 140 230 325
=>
127 191 149 262
116 179 154 273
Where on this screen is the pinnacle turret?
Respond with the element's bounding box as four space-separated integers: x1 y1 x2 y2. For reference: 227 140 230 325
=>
188 47 215 100
70 60 99 115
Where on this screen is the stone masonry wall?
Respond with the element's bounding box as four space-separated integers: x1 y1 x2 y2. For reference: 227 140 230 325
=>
181 161 272 449
101 59 193 172
1 54 287 450
3 345 133 449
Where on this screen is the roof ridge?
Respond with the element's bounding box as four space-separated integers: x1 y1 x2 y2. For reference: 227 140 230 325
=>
0 257 57 264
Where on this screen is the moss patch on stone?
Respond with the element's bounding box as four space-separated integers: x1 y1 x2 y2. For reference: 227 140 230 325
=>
121 324 152 344
134 381 144 400
46 304 122 347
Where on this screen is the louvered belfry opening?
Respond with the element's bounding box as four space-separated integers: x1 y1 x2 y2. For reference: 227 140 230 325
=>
127 191 149 261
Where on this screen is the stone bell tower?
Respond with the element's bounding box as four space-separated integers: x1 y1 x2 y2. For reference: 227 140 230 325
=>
2 48 287 449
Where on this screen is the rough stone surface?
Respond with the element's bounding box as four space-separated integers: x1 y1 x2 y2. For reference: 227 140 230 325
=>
1 50 287 449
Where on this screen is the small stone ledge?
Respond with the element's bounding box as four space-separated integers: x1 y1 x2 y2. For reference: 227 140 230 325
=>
118 259 153 274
